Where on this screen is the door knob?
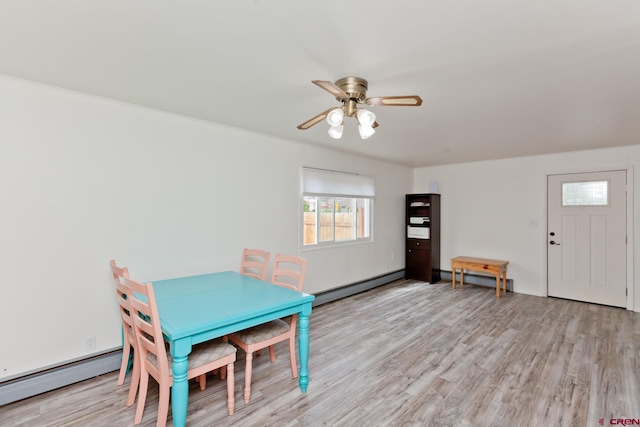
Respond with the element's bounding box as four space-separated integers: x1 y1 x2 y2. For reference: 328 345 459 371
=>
549 240 560 245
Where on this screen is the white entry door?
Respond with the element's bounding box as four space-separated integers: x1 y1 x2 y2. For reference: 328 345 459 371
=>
547 170 627 307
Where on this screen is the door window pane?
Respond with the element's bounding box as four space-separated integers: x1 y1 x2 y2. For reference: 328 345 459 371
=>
562 181 608 206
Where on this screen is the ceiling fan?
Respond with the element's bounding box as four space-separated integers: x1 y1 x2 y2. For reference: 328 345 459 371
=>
297 76 423 139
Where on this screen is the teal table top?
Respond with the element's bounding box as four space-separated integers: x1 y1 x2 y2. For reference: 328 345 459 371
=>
152 270 315 342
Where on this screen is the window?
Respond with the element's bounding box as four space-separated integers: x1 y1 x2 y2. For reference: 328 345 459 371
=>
562 180 609 206
301 167 374 247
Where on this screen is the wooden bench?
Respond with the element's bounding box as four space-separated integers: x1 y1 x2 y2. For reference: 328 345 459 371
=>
451 256 509 297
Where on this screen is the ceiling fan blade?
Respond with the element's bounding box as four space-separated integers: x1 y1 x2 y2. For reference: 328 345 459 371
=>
365 95 423 107
312 80 348 100
297 108 333 130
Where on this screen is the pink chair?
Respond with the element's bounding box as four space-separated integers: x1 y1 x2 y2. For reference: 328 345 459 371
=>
125 276 237 426
227 254 308 404
240 248 270 281
109 259 139 407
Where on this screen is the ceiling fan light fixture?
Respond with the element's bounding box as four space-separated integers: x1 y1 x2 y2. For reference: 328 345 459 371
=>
328 124 344 139
297 77 422 141
358 124 375 140
326 108 345 127
356 109 376 127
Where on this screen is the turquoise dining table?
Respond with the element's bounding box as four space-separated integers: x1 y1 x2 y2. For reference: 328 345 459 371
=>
150 270 315 427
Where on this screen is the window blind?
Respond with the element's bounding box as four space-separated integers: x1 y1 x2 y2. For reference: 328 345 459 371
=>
301 167 375 197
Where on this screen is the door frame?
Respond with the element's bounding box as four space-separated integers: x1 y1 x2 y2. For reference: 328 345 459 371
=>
544 165 634 310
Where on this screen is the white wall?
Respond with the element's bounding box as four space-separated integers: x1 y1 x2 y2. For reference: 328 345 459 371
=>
0 76 412 380
414 147 638 311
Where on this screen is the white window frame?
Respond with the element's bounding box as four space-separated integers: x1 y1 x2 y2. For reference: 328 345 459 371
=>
300 167 374 250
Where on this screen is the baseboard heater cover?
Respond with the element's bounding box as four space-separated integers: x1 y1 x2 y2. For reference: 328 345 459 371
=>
312 269 405 306
0 349 122 406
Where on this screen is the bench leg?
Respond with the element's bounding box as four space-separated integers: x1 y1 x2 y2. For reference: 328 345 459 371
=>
502 270 507 293
496 274 500 297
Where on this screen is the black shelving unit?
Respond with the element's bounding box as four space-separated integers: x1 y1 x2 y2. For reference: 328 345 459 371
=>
405 193 441 283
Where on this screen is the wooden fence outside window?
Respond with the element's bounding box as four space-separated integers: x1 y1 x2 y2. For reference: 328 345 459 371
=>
303 209 364 245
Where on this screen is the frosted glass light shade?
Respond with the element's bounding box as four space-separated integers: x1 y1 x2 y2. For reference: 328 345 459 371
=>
358 125 375 139
328 124 344 139
356 109 376 127
326 108 345 126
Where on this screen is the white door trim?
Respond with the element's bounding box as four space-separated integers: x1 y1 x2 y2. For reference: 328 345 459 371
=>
543 165 634 311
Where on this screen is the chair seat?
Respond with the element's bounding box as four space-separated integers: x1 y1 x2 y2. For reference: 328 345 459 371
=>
147 339 236 376
231 319 290 345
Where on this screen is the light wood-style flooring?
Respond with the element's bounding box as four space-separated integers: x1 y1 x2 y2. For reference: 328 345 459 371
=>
2 279 639 426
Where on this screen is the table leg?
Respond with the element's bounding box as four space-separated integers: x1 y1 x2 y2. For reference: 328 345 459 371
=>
298 304 312 392
171 341 190 427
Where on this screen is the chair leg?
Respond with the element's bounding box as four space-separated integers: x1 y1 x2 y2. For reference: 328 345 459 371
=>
198 374 207 391
268 345 276 363
157 383 170 427
126 353 140 407
117 342 131 386
134 370 149 425
226 362 235 415
288 337 298 379
244 352 254 404
220 365 227 380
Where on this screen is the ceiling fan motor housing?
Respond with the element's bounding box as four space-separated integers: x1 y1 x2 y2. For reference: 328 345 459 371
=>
335 76 368 102
335 76 368 116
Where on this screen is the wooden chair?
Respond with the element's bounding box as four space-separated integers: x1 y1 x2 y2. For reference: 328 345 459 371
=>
109 259 139 407
240 248 270 281
125 276 237 426
227 254 307 404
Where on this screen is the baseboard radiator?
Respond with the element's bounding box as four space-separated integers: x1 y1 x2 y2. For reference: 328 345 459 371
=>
0 350 123 406
0 269 406 406
312 269 405 306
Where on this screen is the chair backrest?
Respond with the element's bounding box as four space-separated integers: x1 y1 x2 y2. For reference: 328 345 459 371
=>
125 276 170 381
240 248 271 281
270 254 307 292
110 259 134 333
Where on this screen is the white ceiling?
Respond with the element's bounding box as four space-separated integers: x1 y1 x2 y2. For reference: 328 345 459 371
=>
2 1 640 167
